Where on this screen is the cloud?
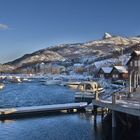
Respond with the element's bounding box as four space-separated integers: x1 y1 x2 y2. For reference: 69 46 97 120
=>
0 24 9 30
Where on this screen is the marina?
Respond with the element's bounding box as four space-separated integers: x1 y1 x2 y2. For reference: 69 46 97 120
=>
0 0 140 139
0 78 139 140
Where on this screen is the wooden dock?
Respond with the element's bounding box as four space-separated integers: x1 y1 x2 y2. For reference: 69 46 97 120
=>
91 92 140 128
0 102 88 119
92 99 140 117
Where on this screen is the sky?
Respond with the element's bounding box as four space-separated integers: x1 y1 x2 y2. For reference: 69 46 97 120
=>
0 0 140 63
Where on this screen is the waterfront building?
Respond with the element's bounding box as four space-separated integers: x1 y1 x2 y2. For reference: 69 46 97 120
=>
98 67 113 79
127 50 140 91
110 66 128 80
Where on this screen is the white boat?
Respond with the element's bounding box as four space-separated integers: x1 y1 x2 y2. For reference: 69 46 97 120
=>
0 83 5 90
44 77 62 85
66 81 81 89
22 78 32 82
75 81 104 99
9 76 22 83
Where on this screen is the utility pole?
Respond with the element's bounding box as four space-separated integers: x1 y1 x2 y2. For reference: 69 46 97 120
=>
120 47 123 66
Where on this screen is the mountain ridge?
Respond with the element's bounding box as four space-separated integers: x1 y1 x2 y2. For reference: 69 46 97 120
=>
2 33 140 72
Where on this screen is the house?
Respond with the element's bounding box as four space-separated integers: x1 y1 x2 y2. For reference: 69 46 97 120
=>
86 63 99 77
98 67 113 79
126 50 140 89
14 63 36 74
110 66 128 80
73 63 85 74
51 64 66 74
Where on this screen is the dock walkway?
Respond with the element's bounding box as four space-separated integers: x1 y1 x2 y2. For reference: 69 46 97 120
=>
0 102 88 119
92 99 140 117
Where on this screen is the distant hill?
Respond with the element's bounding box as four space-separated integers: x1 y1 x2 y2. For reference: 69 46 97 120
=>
2 33 140 72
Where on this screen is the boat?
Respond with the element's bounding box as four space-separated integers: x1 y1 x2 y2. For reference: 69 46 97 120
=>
66 81 81 89
22 78 32 82
0 83 5 90
9 76 22 83
44 77 62 85
75 81 104 102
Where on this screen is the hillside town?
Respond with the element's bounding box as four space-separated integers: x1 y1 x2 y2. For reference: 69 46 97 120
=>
0 35 140 93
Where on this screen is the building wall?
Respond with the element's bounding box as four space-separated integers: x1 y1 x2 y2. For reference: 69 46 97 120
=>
111 68 128 80
128 55 140 72
127 55 140 88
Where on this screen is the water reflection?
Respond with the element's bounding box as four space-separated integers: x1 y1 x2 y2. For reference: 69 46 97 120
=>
0 114 99 140
0 119 15 124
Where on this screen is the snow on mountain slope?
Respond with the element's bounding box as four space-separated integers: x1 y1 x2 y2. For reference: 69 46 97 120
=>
6 50 65 67
3 33 140 72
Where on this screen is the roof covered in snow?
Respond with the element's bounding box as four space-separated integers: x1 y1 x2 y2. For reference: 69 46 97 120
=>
101 67 113 73
133 51 140 55
127 51 140 65
113 66 128 73
94 58 119 69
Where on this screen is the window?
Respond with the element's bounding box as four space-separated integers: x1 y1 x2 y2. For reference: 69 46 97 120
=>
130 61 133 66
100 74 104 78
134 60 138 66
85 84 92 90
138 60 140 66
113 74 118 78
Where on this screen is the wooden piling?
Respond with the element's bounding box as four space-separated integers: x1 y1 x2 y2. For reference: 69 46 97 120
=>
94 105 97 124
112 110 116 128
101 108 104 121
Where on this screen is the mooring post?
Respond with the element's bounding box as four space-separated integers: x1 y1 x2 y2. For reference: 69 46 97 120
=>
112 127 116 140
112 93 116 128
112 93 116 104
112 110 116 128
95 91 99 100
101 108 104 121
94 105 97 124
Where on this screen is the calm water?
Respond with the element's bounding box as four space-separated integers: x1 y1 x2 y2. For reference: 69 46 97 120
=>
0 81 74 108
0 80 139 140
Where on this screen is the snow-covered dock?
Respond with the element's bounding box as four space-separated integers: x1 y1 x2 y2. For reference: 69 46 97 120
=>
92 93 140 128
92 99 140 117
0 102 87 119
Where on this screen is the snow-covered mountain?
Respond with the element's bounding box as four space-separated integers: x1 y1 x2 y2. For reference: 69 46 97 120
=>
2 33 140 72
5 50 65 67
0 64 15 72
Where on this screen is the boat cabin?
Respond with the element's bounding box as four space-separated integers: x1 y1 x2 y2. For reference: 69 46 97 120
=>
77 82 103 93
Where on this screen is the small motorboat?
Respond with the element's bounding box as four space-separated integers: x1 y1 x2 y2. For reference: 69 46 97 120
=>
0 83 5 90
66 81 81 90
22 78 32 82
9 76 22 83
44 77 62 85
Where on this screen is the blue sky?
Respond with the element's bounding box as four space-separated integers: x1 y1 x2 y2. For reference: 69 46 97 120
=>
0 0 140 63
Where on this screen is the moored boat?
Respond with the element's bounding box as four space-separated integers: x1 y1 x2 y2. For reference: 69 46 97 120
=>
44 77 62 85
75 81 104 102
66 81 81 89
0 83 5 90
9 76 22 83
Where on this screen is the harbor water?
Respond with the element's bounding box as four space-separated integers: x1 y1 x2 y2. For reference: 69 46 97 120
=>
0 80 139 140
